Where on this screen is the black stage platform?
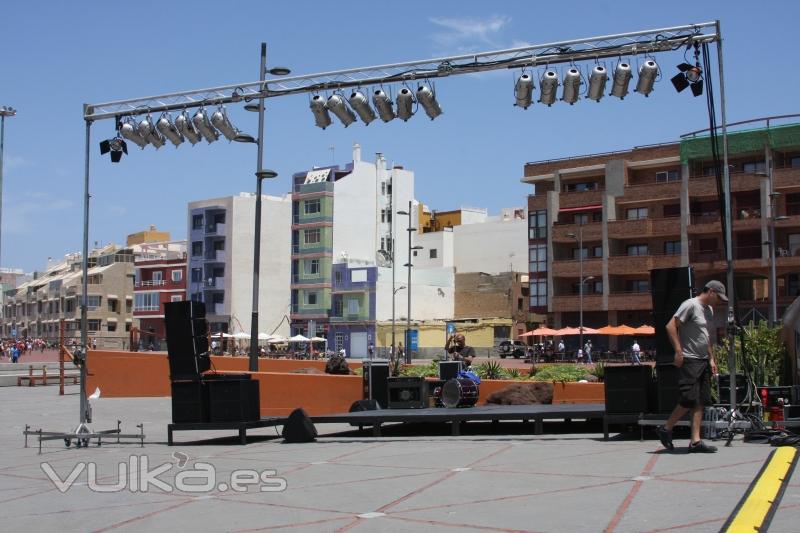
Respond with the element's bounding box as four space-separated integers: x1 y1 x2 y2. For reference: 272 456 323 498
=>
167 418 286 445
311 403 606 437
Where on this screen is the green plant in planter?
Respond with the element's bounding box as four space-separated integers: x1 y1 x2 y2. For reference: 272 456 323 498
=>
588 361 605 382
505 368 523 380
712 322 787 386
474 360 506 380
531 364 587 383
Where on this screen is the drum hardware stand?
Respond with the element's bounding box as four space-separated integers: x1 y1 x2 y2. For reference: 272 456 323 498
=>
23 346 146 454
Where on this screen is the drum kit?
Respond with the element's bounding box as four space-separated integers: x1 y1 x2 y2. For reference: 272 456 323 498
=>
433 378 479 408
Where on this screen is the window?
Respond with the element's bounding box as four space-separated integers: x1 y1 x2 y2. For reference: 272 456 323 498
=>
134 292 160 312
108 300 118 313
191 268 202 283
125 322 131 332
626 244 649 256
304 228 321 244
626 207 648 220
627 280 650 293
334 270 343 284
152 271 163 283
663 204 681 217
572 247 589 260
304 198 321 214
213 240 225 252
191 241 202 257
305 292 318 305
333 298 343 317
380 209 392 223
791 156 800 168
664 241 681 255
529 279 547 307
347 298 360 315
381 182 386 195
592 211 603 222
429 249 438 259
351 269 367 283
171 270 182 282
565 182 598 192
592 246 603 258
529 210 547 239
107 321 117 332
656 170 680 182
87 319 101 332
529 244 547 273
192 214 203 230
87 295 101 310
574 213 589 225
743 161 766 174
171 295 183 302
304 259 320 275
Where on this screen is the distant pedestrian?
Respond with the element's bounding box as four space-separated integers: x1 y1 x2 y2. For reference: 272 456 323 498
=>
584 340 593 365
631 340 642 365
11 345 20 363
368 343 374 359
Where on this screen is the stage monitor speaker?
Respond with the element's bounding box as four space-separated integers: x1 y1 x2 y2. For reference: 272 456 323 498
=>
349 399 381 427
439 361 462 381
207 378 260 423
653 364 680 413
651 267 694 365
362 361 390 408
387 377 427 409
164 301 210 379
717 374 749 404
282 408 317 443
605 365 652 413
171 380 209 423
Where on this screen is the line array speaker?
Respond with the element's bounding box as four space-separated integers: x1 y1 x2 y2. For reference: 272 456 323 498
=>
651 267 694 365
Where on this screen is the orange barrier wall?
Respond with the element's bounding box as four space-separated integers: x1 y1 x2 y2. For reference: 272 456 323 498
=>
552 382 605 404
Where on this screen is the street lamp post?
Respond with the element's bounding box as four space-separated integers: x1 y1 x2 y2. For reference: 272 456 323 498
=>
397 201 422 364
567 227 594 356
767 192 789 326
0 105 17 277
244 43 288 372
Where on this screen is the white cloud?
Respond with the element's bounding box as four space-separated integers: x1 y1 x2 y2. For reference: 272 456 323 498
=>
4 155 34 170
429 15 512 52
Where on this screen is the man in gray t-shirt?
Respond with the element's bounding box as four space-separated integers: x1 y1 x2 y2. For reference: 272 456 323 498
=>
656 280 726 454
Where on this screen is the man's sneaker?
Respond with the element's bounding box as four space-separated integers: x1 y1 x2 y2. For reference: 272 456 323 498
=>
688 440 718 453
656 426 674 450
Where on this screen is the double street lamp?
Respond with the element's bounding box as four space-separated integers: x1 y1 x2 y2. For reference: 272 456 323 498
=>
397 201 422 364
0 105 17 278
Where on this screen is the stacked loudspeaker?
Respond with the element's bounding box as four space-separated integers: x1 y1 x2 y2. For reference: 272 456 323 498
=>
165 301 259 424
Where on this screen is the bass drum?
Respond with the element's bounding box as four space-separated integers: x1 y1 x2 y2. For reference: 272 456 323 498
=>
441 378 479 408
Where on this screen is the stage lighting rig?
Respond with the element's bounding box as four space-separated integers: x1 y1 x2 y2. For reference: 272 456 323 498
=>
671 42 703 96
99 136 128 163
119 116 148 149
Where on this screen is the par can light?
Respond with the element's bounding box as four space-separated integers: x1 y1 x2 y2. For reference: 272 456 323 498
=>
561 68 582 105
156 113 184 147
119 117 148 149
587 65 608 102
416 84 442 120
514 74 534 109
539 70 559 106
210 106 240 141
396 88 415 121
138 115 165 149
175 110 202 145
310 95 332 129
372 89 395 122
635 60 658 97
192 108 220 143
326 94 357 127
348 90 376 125
609 62 632 99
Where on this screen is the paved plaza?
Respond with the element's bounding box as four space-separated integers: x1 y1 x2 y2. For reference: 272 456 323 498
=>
1 383 799 532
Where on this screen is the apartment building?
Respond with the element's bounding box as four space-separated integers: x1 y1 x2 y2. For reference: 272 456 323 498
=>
524 117 800 332
132 241 187 348
187 192 291 337
1 247 136 348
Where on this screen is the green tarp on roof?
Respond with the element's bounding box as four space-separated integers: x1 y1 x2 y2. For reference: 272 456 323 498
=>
679 123 800 163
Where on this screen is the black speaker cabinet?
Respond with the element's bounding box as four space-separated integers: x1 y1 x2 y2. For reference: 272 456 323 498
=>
439 361 462 381
651 267 694 365
207 378 260 422
387 377 427 409
282 408 318 443
653 364 680 413
362 361 390 408
605 365 652 414
171 380 209 423
717 374 749 404
164 301 210 379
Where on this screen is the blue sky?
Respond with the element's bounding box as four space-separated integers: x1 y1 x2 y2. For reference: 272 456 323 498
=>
1 1 798 272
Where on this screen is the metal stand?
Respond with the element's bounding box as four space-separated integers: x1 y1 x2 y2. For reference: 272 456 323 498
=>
24 421 145 455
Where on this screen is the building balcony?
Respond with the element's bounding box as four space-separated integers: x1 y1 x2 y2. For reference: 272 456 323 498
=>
607 217 681 239
688 214 722 234
618 180 681 203
208 303 226 316
204 277 225 289
290 305 329 319
205 223 226 235
689 246 766 270
291 274 332 286
550 293 603 312
771 167 800 190
293 181 334 195
558 189 605 209
329 314 372 323
550 258 603 278
607 292 652 311
292 244 331 256
292 213 333 226
551 222 602 243
204 250 226 263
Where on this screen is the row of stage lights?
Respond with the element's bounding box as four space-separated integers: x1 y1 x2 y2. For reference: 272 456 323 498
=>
99 52 704 160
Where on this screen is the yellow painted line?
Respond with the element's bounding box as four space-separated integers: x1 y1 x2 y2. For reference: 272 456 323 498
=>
722 446 797 533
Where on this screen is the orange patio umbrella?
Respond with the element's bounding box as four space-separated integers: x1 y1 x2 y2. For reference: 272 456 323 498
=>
520 327 560 337
633 325 655 335
555 326 600 335
596 324 638 335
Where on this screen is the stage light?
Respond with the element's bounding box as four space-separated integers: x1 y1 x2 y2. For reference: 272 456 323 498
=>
671 62 703 97
561 68 581 105
156 113 184 147
396 88 415 121
99 136 127 163
609 62 632 99
635 60 658 96
348 90 376 125
326 94 356 127
539 70 559 106
310 95 332 129
192 108 220 143
210 106 241 141
514 74 533 109
416 84 442 120
175 110 202 145
372 89 395 122
587 65 607 102
119 117 147 149
137 115 165 149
